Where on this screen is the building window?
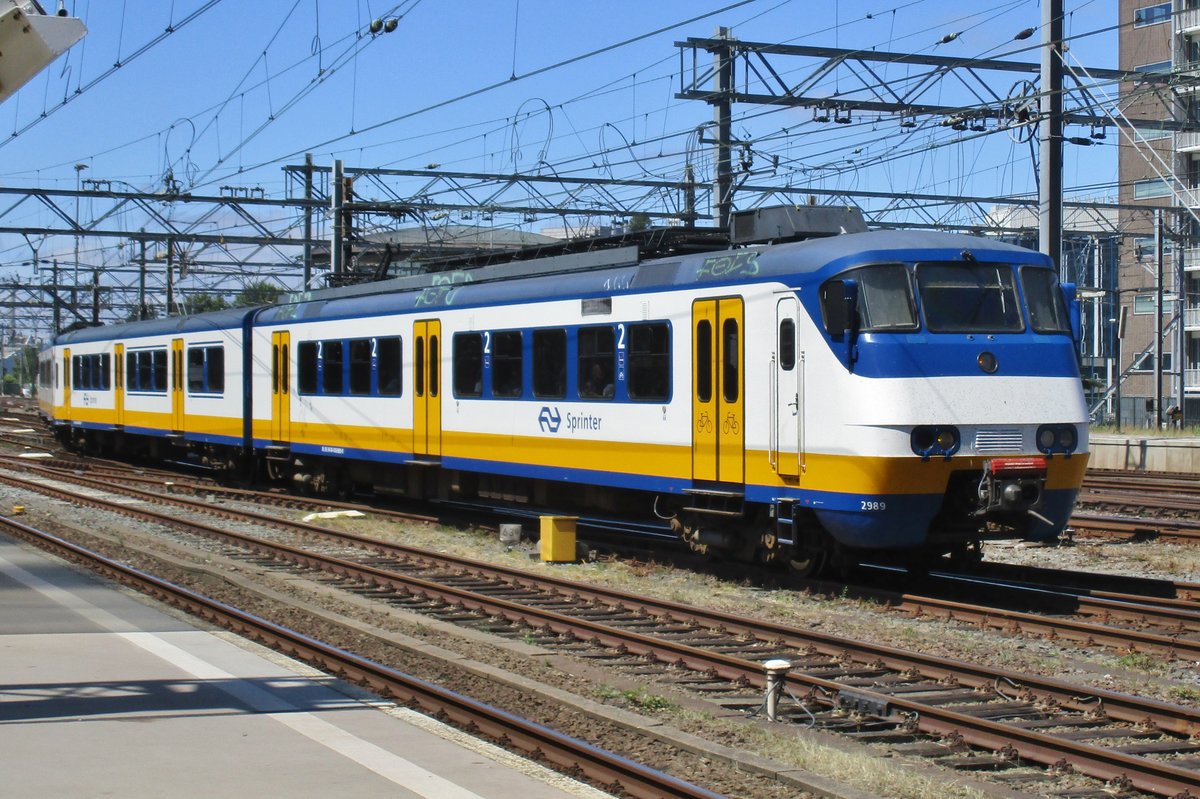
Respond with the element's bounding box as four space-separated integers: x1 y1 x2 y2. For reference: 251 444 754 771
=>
1133 292 1177 315
1134 125 1171 142
1134 177 1171 199
1134 3 1171 27
1134 60 1172 74
1132 351 1173 372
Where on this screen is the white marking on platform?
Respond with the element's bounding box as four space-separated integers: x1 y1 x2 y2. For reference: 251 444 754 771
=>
0 551 491 799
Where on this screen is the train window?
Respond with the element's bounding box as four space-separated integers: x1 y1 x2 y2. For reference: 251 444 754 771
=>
695 319 713 402
209 348 225 393
323 340 344 394
453 333 482 397
722 318 739 403
186 346 225 394
298 342 318 394
779 319 796 371
491 331 522 398
578 326 615 400
533 329 566 398
1020 267 1071 334
830 264 918 332
152 350 168 391
415 336 425 397
917 263 1023 333
627 323 670 401
187 348 205 392
377 336 402 396
429 335 439 398
138 352 151 390
349 338 372 395
71 356 81 388
101 354 111 390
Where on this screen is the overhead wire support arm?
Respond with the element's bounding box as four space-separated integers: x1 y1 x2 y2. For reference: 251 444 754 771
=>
672 35 1193 131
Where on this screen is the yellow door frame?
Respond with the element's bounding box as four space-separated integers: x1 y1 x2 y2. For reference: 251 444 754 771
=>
171 338 185 431
413 319 442 457
62 348 71 415
271 330 291 442
114 343 125 426
692 298 744 485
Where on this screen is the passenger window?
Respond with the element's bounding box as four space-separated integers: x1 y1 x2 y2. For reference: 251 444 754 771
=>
298 342 318 394
187 348 205 392
628 323 670 401
533 329 566 398
377 336 402 396
101 354 111 390
322 340 344 394
722 318 739 403
454 333 483 397
695 319 712 403
349 338 371 395
152 350 168 391
208 347 225 393
491 331 522 398
779 319 796 371
578 326 615 400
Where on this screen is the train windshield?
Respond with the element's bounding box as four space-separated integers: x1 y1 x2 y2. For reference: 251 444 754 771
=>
1020 267 1071 334
915 263 1024 333
842 264 918 331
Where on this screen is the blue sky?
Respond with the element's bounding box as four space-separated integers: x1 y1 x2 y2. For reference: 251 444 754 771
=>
0 0 1120 319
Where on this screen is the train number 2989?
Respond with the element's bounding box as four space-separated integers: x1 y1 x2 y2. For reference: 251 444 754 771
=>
860 500 887 511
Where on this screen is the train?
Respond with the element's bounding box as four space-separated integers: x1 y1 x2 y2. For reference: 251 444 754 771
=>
37 207 1089 574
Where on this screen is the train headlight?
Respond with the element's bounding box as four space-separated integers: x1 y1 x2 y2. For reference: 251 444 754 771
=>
911 425 960 460
1036 424 1078 456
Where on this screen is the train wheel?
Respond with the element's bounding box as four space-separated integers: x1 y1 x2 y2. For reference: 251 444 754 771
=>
787 551 826 578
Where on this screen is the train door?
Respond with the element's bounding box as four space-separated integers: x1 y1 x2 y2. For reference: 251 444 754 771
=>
772 297 802 478
412 320 442 458
114 343 125 426
691 298 744 484
62 348 71 415
271 331 291 442
171 338 185 431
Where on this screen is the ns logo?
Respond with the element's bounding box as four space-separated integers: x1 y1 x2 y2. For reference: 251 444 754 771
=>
538 406 562 433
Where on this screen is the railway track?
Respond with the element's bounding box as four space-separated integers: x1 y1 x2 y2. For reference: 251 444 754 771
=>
11 455 1200 661
1 464 1198 797
0 515 722 799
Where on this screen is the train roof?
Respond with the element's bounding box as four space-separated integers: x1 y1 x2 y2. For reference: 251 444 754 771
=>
254 229 1051 325
54 306 257 345
50 229 1054 342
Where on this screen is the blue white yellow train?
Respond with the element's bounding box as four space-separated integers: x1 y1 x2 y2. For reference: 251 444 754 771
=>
37 216 1090 573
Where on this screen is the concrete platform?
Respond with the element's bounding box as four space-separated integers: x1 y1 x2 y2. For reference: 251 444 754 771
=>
1089 434 1200 472
0 535 605 799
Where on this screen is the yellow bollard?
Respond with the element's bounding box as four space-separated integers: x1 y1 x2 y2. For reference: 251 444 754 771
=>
539 516 577 562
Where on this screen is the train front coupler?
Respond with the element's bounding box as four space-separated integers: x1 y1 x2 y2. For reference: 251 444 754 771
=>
975 456 1052 527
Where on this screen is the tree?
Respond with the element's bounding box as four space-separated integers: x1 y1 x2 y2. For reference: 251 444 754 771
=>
628 213 651 232
235 280 283 308
185 292 231 314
